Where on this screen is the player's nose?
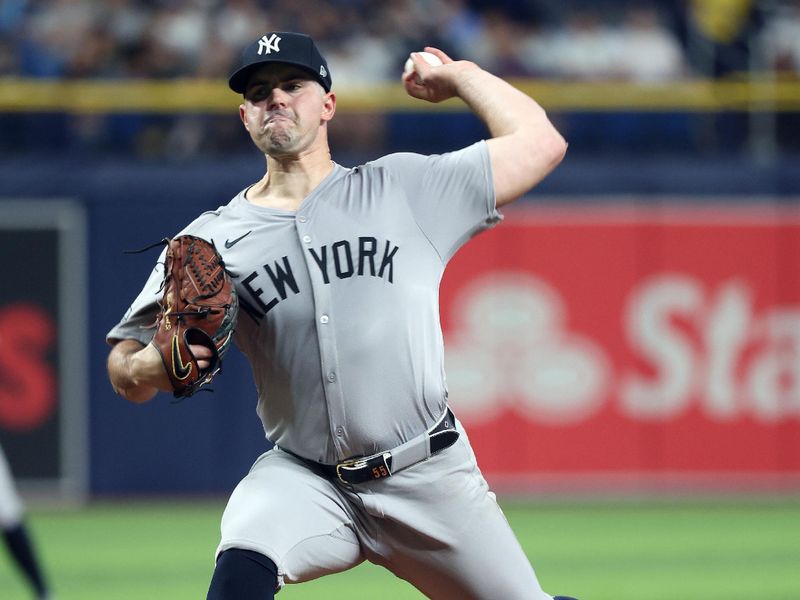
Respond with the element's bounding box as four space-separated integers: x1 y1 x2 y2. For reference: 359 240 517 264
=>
267 88 290 109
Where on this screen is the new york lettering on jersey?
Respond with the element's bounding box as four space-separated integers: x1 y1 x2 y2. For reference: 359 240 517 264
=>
238 236 400 320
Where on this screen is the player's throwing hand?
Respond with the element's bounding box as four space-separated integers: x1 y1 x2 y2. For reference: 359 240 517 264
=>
401 47 468 103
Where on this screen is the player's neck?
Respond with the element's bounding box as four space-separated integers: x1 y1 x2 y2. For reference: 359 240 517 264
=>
248 149 334 211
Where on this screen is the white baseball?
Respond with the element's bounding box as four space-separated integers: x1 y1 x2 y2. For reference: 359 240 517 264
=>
403 51 443 81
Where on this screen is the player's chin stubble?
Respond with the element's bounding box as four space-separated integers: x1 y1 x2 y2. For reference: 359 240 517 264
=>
256 116 303 156
254 127 295 156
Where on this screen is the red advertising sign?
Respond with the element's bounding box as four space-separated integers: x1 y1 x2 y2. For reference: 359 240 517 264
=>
441 203 800 488
0 303 56 431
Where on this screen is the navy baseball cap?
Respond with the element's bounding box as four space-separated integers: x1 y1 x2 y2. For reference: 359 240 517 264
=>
228 32 332 93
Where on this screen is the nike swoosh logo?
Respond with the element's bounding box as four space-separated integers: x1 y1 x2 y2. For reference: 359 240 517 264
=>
171 335 193 381
225 230 252 249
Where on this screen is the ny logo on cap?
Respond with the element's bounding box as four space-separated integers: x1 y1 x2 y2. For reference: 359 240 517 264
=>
257 33 281 55
320 65 327 78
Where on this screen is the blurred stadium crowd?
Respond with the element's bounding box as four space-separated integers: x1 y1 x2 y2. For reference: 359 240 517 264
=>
1 0 799 159
2 0 800 81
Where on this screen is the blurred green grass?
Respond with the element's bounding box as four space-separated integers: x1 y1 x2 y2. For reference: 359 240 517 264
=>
1 497 798 599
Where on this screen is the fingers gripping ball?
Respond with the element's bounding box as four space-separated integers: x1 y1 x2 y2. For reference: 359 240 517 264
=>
152 235 238 398
403 51 443 83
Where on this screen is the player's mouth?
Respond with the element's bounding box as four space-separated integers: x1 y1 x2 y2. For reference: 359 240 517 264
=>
265 111 294 125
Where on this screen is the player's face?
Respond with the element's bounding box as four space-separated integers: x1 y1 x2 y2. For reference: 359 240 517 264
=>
239 64 335 158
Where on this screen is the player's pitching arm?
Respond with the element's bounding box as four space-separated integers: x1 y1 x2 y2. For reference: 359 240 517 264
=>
107 339 213 403
402 47 567 206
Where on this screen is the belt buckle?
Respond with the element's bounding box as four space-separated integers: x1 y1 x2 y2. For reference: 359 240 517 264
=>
335 457 365 484
335 453 392 484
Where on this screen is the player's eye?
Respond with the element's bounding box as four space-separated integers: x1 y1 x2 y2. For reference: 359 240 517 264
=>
247 86 269 101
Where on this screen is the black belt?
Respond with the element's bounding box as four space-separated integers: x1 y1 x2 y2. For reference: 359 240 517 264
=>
287 407 459 485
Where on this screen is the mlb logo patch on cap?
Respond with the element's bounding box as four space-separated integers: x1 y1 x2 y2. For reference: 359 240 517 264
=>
228 32 332 93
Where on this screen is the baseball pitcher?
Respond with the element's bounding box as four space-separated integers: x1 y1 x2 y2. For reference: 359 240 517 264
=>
106 31 577 600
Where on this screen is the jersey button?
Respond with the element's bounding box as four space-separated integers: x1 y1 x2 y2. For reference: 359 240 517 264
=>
319 315 329 324
302 235 311 244
336 427 344 437
327 372 336 382
298 215 307 223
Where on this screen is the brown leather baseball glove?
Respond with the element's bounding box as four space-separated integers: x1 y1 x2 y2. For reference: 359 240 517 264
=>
151 235 238 398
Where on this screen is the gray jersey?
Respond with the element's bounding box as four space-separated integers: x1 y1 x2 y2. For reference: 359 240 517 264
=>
107 141 500 464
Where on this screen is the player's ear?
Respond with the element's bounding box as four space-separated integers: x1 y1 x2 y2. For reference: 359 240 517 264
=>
321 91 336 123
239 104 250 131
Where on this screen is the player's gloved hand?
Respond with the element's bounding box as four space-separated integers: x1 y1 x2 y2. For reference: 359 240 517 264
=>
402 47 478 104
149 235 238 398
